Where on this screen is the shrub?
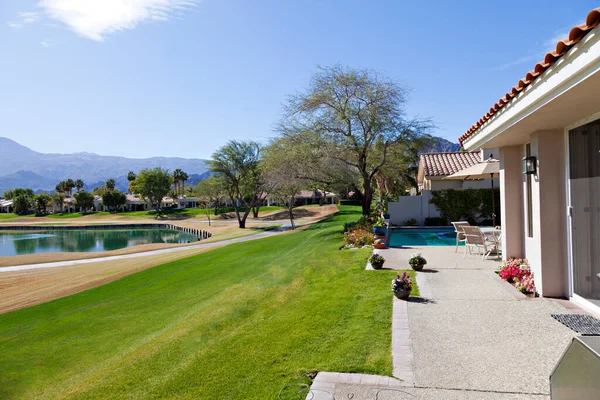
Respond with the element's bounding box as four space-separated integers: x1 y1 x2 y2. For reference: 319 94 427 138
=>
342 215 372 233
402 218 418 226
424 216 448 226
497 258 536 294
343 228 374 247
429 188 500 224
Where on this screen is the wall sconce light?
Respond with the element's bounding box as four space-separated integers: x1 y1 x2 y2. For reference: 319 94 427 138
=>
522 156 537 175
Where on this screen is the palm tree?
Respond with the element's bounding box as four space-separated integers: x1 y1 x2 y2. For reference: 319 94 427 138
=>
75 179 84 192
127 171 136 182
105 178 116 190
55 181 65 194
52 192 65 213
180 171 189 196
65 179 75 196
173 169 183 197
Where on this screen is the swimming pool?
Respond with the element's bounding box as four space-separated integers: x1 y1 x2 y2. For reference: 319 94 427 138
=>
388 228 460 247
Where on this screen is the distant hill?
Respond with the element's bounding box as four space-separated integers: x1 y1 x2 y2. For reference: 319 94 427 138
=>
421 137 462 154
0 137 210 194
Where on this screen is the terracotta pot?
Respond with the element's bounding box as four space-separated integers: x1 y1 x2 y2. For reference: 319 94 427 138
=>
373 243 386 249
411 263 424 272
371 261 384 270
394 289 411 300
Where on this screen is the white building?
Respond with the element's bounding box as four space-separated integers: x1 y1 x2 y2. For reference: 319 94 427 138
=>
459 7 600 313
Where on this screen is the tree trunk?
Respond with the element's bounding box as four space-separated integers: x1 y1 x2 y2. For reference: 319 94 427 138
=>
361 181 373 216
288 198 295 229
214 200 219 215
252 205 260 218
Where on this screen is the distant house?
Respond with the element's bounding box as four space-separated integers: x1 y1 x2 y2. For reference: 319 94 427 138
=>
0 199 13 213
417 149 499 191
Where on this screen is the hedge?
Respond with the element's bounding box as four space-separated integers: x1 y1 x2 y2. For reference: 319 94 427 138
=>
429 188 500 225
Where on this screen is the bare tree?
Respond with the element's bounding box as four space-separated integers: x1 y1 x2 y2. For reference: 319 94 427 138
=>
280 65 431 215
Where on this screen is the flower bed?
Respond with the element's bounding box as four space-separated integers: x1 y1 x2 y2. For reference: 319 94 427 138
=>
497 258 537 296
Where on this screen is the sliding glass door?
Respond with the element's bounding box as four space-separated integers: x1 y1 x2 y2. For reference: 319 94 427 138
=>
569 119 600 306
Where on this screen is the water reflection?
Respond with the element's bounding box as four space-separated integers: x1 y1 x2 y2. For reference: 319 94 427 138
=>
0 229 198 256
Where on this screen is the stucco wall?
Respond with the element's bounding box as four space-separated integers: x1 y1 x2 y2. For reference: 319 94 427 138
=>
388 190 440 226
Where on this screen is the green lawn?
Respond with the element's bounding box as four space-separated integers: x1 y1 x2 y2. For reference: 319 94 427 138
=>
46 211 111 219
0 207 417 399
0 213 20 219
119 206 284 218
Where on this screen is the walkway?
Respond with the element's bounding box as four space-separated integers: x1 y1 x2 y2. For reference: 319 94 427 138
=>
308 246 579 399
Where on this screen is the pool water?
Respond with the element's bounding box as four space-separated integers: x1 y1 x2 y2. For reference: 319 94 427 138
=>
389 228 460 247
0 229 199 256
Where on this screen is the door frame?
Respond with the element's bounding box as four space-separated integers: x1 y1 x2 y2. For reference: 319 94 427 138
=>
565 111 600 316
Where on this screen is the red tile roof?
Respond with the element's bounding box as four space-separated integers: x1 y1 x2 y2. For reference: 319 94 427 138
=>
459 8 600 146
420 151 482 177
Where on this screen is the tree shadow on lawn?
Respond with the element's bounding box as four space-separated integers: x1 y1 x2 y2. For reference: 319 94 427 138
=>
261 209 318 221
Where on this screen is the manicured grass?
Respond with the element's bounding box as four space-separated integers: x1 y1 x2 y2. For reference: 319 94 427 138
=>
0 213 21 219
0 207 417 399
119 206 284 218
46 211 111 219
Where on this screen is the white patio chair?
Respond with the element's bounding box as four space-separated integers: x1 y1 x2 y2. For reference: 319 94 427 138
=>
451 221 470 253
462 226 498 260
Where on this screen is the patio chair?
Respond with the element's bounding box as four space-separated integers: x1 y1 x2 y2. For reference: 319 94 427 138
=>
451 221 470 253
462 226 498 260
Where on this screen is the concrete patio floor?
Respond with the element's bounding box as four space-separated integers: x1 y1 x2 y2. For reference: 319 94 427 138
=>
309 245 580 399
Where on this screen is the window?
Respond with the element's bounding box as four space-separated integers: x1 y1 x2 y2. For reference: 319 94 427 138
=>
526 143 533 237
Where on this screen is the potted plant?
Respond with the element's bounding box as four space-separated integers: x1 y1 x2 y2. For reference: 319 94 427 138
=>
392 272 413 300
369 253 386 269
373 217 387 236
408 253 427 271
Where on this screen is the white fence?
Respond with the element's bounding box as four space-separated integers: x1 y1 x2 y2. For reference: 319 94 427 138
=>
388 190 441 226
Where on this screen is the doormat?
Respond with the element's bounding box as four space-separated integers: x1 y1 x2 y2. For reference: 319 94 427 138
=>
551 314 600 335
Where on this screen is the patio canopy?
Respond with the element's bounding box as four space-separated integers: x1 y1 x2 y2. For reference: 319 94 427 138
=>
444 156 499 180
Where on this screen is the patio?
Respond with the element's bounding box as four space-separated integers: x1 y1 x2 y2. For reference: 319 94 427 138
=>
309 245 582 399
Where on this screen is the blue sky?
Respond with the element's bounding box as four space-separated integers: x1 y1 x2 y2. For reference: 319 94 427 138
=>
1 1 597 159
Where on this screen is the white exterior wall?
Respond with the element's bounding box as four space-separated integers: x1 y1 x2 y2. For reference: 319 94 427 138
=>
425 177 499 191
388 190 440 226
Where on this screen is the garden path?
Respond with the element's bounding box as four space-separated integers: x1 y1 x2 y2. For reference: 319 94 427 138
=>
308 246 581 399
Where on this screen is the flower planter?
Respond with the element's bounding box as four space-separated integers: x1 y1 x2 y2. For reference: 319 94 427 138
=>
394 289 411 300
411 263 424 272
373 242 386 249
373 226 387 236
371 261 384 269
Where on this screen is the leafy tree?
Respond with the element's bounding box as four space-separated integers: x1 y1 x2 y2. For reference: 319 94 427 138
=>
134 167 173 212
4 188 35 200
279 65 431 215
13 195 32 215
34 193 52 215
75 179 84 192
209 141 264 228
105 178 116 190
127 171 137 182
102 190 127 212
73 190 94 212
195 176 227 215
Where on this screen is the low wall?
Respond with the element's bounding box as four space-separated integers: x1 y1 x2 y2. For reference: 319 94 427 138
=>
388 191 440 226
0 224 213 240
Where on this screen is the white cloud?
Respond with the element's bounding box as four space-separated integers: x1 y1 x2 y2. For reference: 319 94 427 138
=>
41 38 59 47
38 0 200 41
492 55 537 71
7 11 40 28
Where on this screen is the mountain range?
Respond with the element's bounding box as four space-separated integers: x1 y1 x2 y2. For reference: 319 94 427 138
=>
0 136 461 194
0 137 210 194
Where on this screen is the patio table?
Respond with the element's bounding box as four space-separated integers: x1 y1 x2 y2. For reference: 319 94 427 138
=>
480 227 502 256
